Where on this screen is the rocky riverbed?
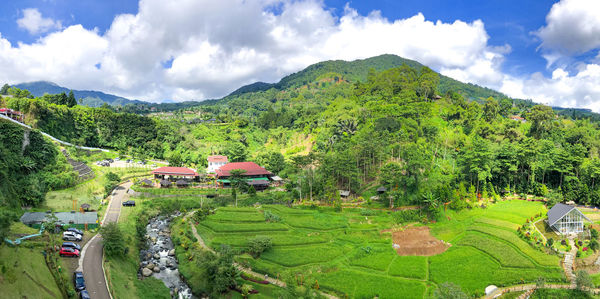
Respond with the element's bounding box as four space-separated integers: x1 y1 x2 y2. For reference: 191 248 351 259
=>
139 214 193 299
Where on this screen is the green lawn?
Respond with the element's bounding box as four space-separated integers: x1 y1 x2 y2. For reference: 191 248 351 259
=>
0 245 63 299
44 165 150 211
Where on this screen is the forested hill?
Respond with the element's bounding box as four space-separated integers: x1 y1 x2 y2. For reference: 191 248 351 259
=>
14 81 145 107
226 54 508 102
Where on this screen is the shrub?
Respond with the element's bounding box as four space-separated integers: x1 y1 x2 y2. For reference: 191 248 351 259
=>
101 222 125 257
247 236 272 258
547 238 554 247
359 209 377 216
264 210 281 222
589 239 599 252
392 209 422 224
591 229 598 240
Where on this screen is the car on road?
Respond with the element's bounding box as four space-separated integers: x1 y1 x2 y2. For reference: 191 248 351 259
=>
122 200 136 207
115 157 120 161
59 247 80 257
62 242 81 251
63 231 82 241
73 271 86 291
79 290 90 299
67 227 84 236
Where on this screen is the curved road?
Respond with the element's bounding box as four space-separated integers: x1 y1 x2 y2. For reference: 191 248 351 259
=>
80 182 132 299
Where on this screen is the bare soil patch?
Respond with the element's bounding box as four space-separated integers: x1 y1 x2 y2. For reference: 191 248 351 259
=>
389 226 449 256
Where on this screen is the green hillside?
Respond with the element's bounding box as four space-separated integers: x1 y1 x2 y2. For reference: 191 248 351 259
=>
226 54 508 102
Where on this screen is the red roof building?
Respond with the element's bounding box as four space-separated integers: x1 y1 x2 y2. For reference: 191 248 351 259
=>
152 167 199 180
215 162 272 178
207 155 228 163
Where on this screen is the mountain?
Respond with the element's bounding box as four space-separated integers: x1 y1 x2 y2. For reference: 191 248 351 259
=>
226 54 508 102
13 81 147 107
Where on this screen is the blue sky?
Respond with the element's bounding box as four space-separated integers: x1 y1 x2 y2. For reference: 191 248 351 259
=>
1 0 600 110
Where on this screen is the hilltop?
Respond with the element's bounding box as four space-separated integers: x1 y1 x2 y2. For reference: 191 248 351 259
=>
14 81 146 107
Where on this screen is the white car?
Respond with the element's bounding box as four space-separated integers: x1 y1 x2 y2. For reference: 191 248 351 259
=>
63 231 82 241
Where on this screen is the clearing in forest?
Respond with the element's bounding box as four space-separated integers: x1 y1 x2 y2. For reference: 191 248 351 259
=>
391 226 449 256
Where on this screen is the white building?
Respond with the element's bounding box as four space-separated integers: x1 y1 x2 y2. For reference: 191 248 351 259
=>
207 155 228 173
547 203 590 235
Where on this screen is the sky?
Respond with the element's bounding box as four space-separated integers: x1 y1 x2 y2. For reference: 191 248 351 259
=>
1 0 600 111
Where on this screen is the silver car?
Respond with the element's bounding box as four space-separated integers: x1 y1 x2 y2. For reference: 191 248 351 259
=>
63 231 82 241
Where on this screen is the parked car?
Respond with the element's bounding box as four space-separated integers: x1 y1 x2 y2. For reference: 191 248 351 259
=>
67 227 84 236
107 158 114 163
73 271 86 291
62 242 81 251
60 247 80 257
122 200 136 207
115 157 120 161
63 231 82 241
79 290 90 299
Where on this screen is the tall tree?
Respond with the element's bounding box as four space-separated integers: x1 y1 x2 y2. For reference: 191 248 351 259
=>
67 91 77 107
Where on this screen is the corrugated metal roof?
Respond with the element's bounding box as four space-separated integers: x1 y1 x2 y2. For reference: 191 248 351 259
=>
548 203 576 226
20 212 98 225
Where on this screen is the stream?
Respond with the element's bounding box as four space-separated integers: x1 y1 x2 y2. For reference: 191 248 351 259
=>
139 213 193 299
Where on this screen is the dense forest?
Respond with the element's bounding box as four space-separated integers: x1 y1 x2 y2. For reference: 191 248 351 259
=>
4 54 600 212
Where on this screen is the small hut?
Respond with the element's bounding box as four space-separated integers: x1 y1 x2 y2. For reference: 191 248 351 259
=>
176 180 189 188
160 179 171 188
140 179 153 187
247 179 270 191
376 187 387 194
80 203 91 211
339 190 350 198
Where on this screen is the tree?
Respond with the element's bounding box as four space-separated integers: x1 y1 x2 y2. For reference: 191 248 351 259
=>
0 84 9 95
0 209 17 244
226 142 247 162
200 245 239 295
575 270 593 291
255 151 285 173
528 105 555 139
230 169 247 207
434 282 468 299
483 97 499 122
247 236 272 258
101 222 125 257
67 91 77 107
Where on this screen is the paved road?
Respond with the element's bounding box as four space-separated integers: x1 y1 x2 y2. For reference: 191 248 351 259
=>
82 182 132 299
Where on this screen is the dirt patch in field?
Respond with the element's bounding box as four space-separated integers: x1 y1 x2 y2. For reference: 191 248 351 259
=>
389 226 449 256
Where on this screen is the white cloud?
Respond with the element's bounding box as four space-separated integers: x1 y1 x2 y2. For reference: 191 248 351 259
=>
500 64 600 112
2 0 509 102
2 0 597 112
536 0 600 55
17 8 62 35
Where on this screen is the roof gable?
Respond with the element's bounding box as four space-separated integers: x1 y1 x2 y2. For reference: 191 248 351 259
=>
216 162 272 177
548 203 590 226
151 167 198 176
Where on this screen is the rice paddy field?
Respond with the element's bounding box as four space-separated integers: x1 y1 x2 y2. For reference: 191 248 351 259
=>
195 200 566 298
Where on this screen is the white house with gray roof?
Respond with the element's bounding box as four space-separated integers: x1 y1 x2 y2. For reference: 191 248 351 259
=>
547 203 590 235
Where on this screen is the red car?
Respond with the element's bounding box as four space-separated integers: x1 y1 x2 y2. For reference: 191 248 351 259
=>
60 247 80 257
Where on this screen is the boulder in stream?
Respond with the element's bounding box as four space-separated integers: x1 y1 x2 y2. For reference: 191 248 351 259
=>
142 268 153 277
168 249 175 256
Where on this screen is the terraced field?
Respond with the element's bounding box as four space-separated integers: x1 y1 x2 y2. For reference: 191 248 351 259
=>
196 200 565 298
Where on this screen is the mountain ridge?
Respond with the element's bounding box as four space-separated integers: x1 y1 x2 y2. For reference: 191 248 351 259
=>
14 81 147 107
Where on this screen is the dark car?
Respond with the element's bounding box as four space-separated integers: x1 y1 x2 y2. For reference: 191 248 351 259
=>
73 271 85 291
62 242 81 251
79 290 90 299
67 227 84 236
122 200 136 207
60 247 80 257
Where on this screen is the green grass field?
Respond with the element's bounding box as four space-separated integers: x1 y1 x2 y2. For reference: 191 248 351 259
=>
0 245 63 299
194 200 566 298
